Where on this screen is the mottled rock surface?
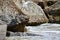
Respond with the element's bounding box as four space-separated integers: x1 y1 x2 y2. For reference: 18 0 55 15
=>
0 0 29 32
14 0 48 25
22 1 48 25
44 1 60 23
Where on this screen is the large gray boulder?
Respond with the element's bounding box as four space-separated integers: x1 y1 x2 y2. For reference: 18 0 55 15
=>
44 1 60 23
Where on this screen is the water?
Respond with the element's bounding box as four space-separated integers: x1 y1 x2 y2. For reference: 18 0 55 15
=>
5 23 60 40
26 23 60 33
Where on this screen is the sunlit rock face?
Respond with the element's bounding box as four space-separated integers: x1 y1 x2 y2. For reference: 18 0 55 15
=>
3 0 29 25
0 0 29 32
21 1 48 25
44 1 60 23
13 0 48 25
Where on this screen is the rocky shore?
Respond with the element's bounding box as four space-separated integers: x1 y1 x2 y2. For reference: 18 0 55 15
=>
0 0 60 40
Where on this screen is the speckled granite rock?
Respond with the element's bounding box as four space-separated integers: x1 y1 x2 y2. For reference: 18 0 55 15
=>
13 0 48 25
44 1 60 23
0 0 29 32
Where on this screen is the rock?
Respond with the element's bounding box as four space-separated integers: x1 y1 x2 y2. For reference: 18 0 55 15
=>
25 0 57 3
46 1 57 6
37 1 57 9
13 0 48 25
25 0 57 9
44 1 60 23
0 0 29 32
0 25 7 40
